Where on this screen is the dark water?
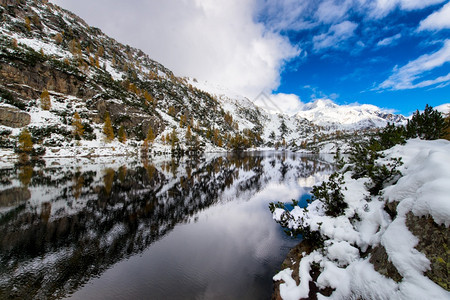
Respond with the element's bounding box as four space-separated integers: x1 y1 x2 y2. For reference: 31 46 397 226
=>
0 152 334 300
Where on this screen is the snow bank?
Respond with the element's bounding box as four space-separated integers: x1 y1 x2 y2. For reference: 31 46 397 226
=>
273 139 450 300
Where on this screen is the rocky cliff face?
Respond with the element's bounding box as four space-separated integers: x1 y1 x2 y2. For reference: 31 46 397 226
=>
0 106 30 127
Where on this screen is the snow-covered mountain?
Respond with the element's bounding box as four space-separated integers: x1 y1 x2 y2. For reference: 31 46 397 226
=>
297 99 406 130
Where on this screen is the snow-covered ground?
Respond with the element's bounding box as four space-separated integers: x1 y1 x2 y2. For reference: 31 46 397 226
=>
273 138 450 300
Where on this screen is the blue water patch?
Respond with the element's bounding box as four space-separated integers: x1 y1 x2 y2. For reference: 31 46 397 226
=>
284 192 312 211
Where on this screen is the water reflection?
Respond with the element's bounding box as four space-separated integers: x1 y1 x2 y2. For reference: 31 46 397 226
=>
0 152 334 299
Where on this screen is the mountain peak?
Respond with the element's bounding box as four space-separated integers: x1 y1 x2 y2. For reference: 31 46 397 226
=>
303 99 337 110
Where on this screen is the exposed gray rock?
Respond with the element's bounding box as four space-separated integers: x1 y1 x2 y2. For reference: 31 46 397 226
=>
369 244 402 283
0 106 31 127
406 212 449 290
0 187 31 207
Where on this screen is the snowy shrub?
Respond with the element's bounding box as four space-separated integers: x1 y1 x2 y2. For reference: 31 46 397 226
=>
348 140 382 180
310 172 347 217
348 140 403 195
269 200 324 248
365 157 403 195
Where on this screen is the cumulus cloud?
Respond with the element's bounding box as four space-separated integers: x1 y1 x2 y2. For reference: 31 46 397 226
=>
50 0 300 99
376 33 402 47
378 39 450 90
418 2 450 31
269 93 304 115
313 21 358 51
252 92 304 115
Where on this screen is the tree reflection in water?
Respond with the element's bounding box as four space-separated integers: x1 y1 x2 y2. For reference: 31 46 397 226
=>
0 152 334 299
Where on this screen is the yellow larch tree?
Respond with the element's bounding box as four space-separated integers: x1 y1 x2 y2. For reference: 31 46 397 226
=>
72 112 84 140
103 112 115 142
40 89 51 110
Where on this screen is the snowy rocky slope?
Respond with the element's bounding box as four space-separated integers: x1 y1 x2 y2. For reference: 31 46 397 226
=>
272 138 450 299
297 99 406 130
0 0 407 159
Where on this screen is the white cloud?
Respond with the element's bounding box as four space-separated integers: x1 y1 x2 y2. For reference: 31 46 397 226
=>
367 0 446 19
378 39 450 90
270 93 304 115
252 92 304 115
418 2 450 31
256 0 314 31
49 0 300 99
376 33 402 47
315 0 353 24
313 21 358 51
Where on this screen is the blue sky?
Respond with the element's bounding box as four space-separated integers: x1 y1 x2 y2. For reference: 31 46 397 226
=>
51 0 450 116
257 0 450 115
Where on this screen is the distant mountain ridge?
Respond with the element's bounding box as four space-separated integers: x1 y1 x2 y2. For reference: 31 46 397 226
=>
297 99 406 130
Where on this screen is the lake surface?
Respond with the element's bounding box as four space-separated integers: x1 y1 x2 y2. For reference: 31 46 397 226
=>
0 152 334 300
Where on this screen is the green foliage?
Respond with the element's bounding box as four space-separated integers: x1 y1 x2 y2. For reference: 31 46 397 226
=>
81 122 95 140
229 133 250 152
333 147 346 170
311 172 347 217
365 157 403 195
348 138 403 195
378 122 406 148
0 40 46 66
269 201 324 247
406 104 445 140
348 140 383 180
28 125 71 143
279 118 288 138
0 87 26 110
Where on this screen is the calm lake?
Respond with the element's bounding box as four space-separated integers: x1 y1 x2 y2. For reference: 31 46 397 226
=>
0 152 334 300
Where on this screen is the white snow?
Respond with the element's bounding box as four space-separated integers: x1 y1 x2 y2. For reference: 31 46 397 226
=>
273 138 450 300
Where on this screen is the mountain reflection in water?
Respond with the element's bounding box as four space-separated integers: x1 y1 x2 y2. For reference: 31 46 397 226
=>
0 152 334 300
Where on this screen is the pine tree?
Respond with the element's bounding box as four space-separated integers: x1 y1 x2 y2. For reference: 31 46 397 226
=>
103 112 115 142
441 112 450 141
279 119 288 138
40 89 51 110
406 104 445 140
72 112 84 140
118 126 127 143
